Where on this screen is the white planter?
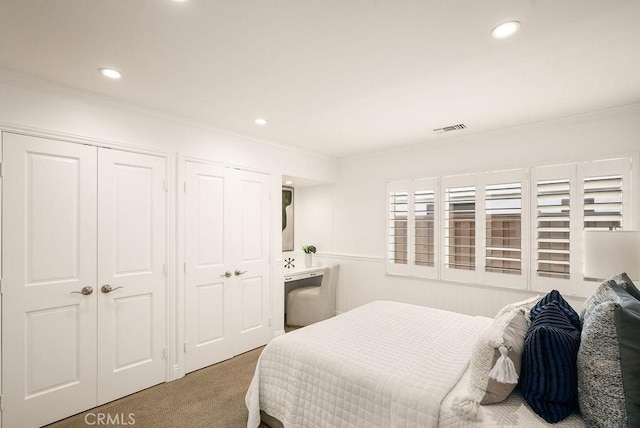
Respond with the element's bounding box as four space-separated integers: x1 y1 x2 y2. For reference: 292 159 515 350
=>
305 253 312 268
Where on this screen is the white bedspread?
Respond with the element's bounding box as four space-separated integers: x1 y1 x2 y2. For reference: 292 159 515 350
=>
246 300 492 428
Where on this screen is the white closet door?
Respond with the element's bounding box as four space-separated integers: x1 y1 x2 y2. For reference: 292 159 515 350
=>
185 162 235 372
96 148 167 404
233 169 271 353
2 133 98 428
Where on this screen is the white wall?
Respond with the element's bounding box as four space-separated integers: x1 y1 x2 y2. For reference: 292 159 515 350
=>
297 103 640 317
0 77 337 181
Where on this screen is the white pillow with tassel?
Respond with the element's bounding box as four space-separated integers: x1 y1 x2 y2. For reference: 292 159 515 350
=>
452 296 539 420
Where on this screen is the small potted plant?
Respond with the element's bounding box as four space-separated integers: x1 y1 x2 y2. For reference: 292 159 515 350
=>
301 245 316 267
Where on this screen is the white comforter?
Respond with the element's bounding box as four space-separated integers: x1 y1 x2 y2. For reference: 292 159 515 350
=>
246 300 492 428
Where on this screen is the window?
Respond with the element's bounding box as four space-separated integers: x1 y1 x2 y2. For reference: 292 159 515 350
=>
583 174 623 230
386 155 634 297
485 183 522 275
530 158 632 295
482 170 528 288
386 178 438 278
414 189 435 267
533 173 572 281
388 190 408 266
444 185 476 272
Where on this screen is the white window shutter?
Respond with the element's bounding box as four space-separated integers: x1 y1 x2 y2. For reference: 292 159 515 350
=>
412 178 439 278
481 169 528 289
387 181 410 275
530 164 578 294
441 174 479 284
577 157 632 296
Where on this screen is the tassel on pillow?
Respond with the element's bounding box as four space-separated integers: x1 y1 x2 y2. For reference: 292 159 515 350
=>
488 345 518 384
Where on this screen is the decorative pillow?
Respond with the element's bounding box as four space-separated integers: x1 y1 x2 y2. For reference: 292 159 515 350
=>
582 274 640 321
452 304 531 419
495 295 541 319
520 300 581 423
530 289 581 330
582 279 620 320
611 272 640 301
578 282 640 428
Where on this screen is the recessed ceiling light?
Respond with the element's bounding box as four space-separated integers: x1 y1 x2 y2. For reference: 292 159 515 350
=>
254 118 267 126
99 68 122 79
491 21 520 39
284 181 293 185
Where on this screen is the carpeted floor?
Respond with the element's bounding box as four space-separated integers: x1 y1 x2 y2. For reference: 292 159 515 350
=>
47 346 267 428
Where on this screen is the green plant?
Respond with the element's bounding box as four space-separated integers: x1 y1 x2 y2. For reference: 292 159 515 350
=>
301 245 316 254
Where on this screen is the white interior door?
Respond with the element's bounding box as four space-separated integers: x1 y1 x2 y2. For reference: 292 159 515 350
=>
2 133 98 428
233 169 271 353
185 162 235 372
96 148 167 404
184 162 271 372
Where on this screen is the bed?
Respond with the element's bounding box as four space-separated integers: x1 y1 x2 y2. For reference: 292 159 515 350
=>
245 300 585 427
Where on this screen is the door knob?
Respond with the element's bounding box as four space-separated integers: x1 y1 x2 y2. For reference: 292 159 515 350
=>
101 284 123 293
71 286 93 295
234 270 248 276
220 271 232 278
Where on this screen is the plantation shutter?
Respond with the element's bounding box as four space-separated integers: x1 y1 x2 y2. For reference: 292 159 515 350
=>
578 158 633 294
441 175 478 283
485 182 522 274
530 164 578 293
412 178 439 278
583 174 623 230
387 182 410 275
535 178 572 279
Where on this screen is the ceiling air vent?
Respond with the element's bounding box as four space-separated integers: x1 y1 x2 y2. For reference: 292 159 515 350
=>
433 123 466 134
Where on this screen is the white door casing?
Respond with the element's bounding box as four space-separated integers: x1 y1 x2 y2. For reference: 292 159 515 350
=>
96 148 167 405
1 134 168 427
184 162 271 373
2 133 98 428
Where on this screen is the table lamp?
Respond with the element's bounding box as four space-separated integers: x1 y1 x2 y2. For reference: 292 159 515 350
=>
583 230 640 281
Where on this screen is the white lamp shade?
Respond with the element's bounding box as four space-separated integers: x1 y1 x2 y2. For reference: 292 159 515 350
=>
583 230 640 280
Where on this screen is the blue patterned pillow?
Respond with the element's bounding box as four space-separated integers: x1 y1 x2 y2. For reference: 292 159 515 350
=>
520 300 581 423
530 289 581 330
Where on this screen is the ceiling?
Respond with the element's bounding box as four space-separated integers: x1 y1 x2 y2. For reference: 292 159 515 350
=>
1 1 639 158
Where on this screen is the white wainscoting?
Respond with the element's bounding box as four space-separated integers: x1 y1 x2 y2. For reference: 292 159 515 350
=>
312 253 586 318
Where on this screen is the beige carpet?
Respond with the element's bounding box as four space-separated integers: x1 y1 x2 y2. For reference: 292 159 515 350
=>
47 347 267 428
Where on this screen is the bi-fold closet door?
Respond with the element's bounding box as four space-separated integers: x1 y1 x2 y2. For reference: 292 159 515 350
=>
184 161 271 373
1 133 167 428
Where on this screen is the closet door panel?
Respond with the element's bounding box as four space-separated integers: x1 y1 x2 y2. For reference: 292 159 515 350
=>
185 162 235 372
97 148 166 405
2 133 98 428
234 170 271 352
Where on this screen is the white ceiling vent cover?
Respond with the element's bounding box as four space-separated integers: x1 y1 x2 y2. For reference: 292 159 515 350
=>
433 123 466 133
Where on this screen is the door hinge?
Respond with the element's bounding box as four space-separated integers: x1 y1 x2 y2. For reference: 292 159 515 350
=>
184 343 187 353
163 264 168 277
183 262 187 273
0 278 3 294
268 318 271 327
0 395 3 410
163 348 168 360
163 180 168 192
183 182 187 193
0 162 3 178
